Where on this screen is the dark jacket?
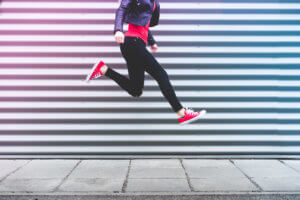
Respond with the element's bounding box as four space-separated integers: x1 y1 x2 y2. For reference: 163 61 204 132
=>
114 0 160 46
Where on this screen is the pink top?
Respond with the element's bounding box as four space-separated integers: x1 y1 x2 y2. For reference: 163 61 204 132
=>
125 1 156 45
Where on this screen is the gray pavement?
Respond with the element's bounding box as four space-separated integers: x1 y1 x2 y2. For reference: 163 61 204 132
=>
0 159 299 199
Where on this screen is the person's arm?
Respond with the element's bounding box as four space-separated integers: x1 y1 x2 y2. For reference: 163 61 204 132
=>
147 29 156 46
114 0 132 34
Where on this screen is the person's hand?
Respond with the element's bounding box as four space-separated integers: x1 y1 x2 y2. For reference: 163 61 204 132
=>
150 43 158 53
114 31 124 44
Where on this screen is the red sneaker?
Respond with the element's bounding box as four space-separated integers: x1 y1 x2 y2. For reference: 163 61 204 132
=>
178 107 206 125
85 59 106 83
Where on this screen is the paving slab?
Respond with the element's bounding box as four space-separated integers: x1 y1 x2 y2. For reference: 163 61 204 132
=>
253 177 300 191
68 160 129 179
190 177 258 192
182 159 246 178
5 160 78 179
130 167 186 179
131 159 181 168
58 178 124 192
183 160 234 167
130 159 185 178
281 160 300 173
0 160 29 180
232 160 300 178
126 179 190 192
0 178 61 192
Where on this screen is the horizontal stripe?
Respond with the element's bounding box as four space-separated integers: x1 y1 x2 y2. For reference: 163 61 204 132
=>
3 80 300 87
0 57 293 64
1 46 300 53
0 124 297 131
0 135 298 142
2 2 300 10
1 13 300 20
0 91 286 97
0 102 282 108
0 24 299 31
0 113 278 119
0 35 297 42
1 146 300 154
0 69 285 75
0 124 283 130
0 80 280 86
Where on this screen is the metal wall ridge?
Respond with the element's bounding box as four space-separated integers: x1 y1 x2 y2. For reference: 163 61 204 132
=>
0 0 298 158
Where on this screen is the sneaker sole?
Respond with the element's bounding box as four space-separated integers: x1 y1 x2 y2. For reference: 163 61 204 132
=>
85 59 103 83
179 109 206 125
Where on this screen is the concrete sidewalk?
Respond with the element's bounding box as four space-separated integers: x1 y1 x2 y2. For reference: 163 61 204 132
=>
0 159 300 199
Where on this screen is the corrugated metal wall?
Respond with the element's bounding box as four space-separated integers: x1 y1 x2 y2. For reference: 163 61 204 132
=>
0 0 299 158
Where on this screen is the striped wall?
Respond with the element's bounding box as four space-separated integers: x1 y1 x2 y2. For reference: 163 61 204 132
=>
0 0 299 158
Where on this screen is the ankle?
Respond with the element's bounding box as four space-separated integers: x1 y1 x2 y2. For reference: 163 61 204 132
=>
176 108 185 118
101 65 108 75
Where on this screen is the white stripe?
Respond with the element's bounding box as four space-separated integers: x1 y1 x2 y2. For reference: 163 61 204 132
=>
0 102 280 108
0 146 299 153
0 113 277 119
1 2 300 9
0 135 298 142
0 69 283 75
0 24 298 31
1 46 300 53
0 35 297 42
2 57 300 64
280 81 300 87
4 80 300 87
0 124 281 130
279 125 300 130
279 114 300 119
0 91 283 97
0 80 279 86
0 57 286 64
1 13 299 20
1 146 300 153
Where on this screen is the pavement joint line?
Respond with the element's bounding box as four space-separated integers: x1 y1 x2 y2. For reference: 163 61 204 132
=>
0 159 32 183
121 159 131 193
179 159 194 192
1 191 300 195
279 160 300 174
120 178 190 179
52 160 82 192
229 159 263 192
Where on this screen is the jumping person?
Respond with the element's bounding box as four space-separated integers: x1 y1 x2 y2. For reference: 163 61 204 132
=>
85 0 206 125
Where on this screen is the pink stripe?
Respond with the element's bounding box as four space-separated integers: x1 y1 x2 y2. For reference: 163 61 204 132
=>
0 42 114 46
0 9 114 13
0 20 113 24
0 53 120 57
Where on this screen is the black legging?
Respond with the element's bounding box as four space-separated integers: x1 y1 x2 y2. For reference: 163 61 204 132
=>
105 36 183 113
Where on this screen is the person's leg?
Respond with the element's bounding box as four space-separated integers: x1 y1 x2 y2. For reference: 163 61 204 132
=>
104 37 145 97
133 38 184 114
121 38 145 98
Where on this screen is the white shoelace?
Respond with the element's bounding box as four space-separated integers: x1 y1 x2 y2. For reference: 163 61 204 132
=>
93 72 102 79
185 107 197 115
